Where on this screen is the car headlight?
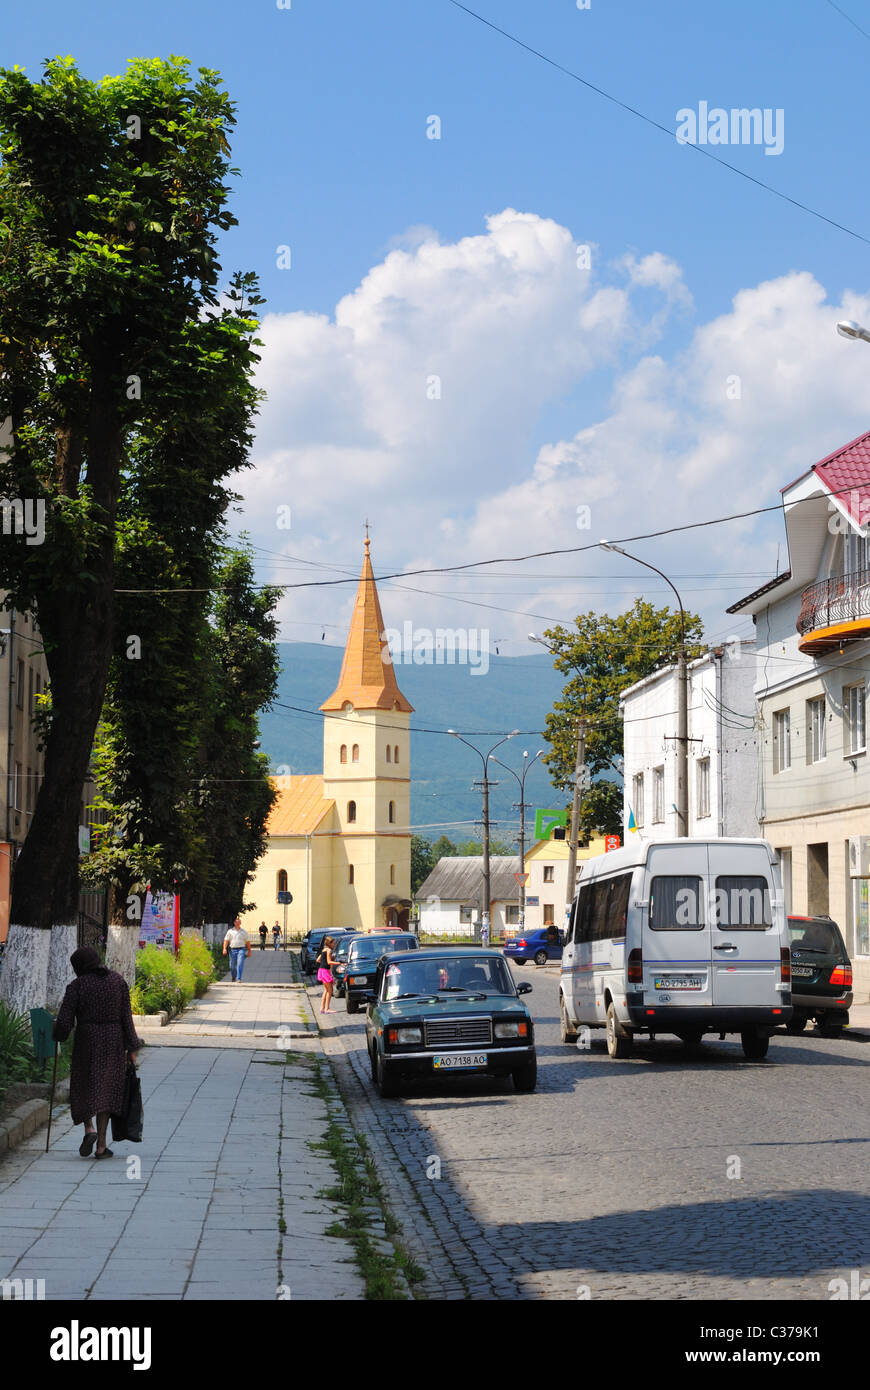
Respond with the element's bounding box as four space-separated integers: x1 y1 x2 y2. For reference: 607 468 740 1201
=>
494 1020 529 1039
393 1027 423 1045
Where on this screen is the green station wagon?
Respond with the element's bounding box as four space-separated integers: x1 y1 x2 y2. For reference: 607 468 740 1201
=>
364 947 536 1098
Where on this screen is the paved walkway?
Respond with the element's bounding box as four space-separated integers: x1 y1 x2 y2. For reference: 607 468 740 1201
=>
0 951 364 1301
148 946 314 1043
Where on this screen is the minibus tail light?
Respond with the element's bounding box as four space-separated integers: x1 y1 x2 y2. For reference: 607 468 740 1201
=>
830 964 852 988
627 948 643 984
780 947 791 983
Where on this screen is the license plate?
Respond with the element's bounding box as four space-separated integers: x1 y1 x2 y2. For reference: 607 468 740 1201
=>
654 975 703 990
433 1053 488 1070
792 966 813 977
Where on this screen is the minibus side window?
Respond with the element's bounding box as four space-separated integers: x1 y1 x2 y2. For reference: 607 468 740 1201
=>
715 875 772 929
603 874 631 940
574 884 594 943
650 876 704 930
591 880 612 941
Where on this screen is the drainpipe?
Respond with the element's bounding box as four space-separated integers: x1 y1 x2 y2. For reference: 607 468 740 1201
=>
715 647 725 836
5 609 15 848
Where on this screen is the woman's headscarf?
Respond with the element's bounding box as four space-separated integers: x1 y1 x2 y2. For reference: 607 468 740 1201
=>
69 946 109 977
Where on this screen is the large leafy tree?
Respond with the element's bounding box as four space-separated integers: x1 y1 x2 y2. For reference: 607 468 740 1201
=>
541 599 705 838
0 56 255 941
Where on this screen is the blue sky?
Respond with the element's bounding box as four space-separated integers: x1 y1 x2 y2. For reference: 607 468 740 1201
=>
7 0 870 653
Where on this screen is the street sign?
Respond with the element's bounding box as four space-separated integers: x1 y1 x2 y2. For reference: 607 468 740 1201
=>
534 808 567 840
605 835 621 852
514 872 529 886
525 896 539 906
277 891 293 904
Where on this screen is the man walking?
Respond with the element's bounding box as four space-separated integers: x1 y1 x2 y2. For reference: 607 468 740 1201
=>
272 922 281 951
222 918 251 982
258 920 268 951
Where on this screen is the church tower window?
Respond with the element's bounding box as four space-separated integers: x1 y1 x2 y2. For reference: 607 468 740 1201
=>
347 800 357 823
348 864 354 884
386 745 391 763
352 744 360 763
340 744 347 764
388 800 395 823
390 865 395 885
277 869 288 895
394 745 399 764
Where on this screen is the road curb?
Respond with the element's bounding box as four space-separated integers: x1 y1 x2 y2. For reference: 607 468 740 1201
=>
0 1078 70 1156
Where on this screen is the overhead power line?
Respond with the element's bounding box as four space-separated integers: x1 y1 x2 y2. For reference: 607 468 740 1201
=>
444 0 870 246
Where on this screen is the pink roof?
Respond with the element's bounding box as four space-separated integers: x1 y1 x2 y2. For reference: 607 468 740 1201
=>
784 429 870 527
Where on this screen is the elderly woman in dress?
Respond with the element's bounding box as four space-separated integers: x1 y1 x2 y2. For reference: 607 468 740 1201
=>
52 947 142 1159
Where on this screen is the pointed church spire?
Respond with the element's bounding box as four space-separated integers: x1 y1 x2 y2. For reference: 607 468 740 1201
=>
320 538 414 712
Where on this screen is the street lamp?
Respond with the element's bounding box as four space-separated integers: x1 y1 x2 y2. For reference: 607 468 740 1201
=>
600 540 689 837
837 319 870 344
447 729 519 941
530 632 590 910
490 749 545 927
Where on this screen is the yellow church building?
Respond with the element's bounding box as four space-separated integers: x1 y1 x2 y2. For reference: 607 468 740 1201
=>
243 539 414 937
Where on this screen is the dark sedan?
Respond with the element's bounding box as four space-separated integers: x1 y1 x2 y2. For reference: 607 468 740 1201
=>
344 933 418 1013
365 948 536 1097
787 914 853 1038
300 927 354 975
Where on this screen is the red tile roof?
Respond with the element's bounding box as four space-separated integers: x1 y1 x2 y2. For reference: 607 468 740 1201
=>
792 429 870 528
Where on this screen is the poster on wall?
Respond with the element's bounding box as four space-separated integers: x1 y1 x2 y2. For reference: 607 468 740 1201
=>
138 888 179 952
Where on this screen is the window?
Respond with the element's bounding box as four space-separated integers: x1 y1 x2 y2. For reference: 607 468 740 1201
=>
348 864 354 885
276 869 288 895
773 709 791 773
778 848 792 915
394 745 400 764
852 877 869 957
388 800 395 823
650 875 704 931
504 905 520 925
26 767 32 813
543 903 555 925
28 667 33 714
543 864 554 883
696 758 710 819
800 700 822 767
715 875 772 929
459 904 473 924
386 745 391 763
844 529 870 576
844 683 866 755
602 875 631 940
13 763 22 810
390 865 395 885
653 766 665 822
352 744 359 763
632 773 644 828
340 744 347 764
347 800 357 823
16 660 24 709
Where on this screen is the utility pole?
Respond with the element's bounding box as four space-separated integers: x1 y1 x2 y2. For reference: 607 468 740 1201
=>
448 729 519 943
492 748 545 927
565 717 586 912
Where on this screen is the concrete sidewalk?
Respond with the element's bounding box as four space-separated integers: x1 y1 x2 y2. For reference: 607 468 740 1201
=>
0 951 365 1301
144 945 315 1043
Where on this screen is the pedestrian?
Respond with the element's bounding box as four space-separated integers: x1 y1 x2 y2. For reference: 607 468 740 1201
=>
258 920 268 951
272 922 281 951
317 935 337 1014
222 917 251 981
51 947 142 1160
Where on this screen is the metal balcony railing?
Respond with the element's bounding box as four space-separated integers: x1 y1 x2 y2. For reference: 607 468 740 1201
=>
797 568 870 636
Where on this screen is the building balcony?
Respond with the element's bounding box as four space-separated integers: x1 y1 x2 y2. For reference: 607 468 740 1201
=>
797 569 870 653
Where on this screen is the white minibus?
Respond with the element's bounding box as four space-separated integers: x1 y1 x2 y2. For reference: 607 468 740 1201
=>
559 837 792 1060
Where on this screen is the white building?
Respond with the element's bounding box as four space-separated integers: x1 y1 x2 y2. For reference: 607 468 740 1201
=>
620 642 758 841
415 856 519 937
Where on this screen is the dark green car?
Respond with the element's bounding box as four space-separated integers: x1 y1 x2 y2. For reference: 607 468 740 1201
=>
786 914 853 1038
364 948 536 1098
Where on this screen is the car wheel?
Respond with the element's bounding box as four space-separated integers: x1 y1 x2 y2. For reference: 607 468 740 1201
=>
533 950 548 967
346 996 358 1015
375 1050 400 1098
676 1030 703 1047
785 1012 808 1034
560 994 578 1044
514 958 527 966
512 1057 537 1092
817 1017 844 1039
605 1002 633 1059
740 1029 769 1060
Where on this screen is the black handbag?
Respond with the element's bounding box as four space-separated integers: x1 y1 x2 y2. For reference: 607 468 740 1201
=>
111 1060 144 1143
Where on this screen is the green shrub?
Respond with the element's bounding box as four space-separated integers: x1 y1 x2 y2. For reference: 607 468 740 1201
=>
133 945 186 1016
179 935 217 998
0 1002 36 1106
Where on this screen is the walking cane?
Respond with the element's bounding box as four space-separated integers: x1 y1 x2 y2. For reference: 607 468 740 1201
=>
45 1041 59 1153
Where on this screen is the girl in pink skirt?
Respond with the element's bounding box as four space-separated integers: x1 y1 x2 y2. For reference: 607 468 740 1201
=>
317 936 337 1013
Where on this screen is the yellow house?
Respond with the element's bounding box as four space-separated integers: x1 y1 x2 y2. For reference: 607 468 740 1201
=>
244 539 413 937
520 834 610 932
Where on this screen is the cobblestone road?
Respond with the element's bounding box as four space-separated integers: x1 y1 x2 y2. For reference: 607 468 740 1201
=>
310 961 870 1301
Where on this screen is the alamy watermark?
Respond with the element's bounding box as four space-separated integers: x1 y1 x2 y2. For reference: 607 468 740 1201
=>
381 623 490 676
675 103 784 156
1 497 45 546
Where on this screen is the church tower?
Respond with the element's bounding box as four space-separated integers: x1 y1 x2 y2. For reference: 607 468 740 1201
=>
320 538 414 931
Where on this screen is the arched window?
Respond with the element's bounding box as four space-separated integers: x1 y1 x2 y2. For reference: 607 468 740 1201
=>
388 800 395 823
352 744 360 763
348 864 354 885
347 800 356 823
277 869 288 895
390 864 395 885
340 744 347 764
386 745 391 763
394 745 400 764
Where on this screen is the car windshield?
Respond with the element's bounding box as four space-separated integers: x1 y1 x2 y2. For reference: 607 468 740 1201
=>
789 919 843 954
350 937 414 964
382 955 516 1002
